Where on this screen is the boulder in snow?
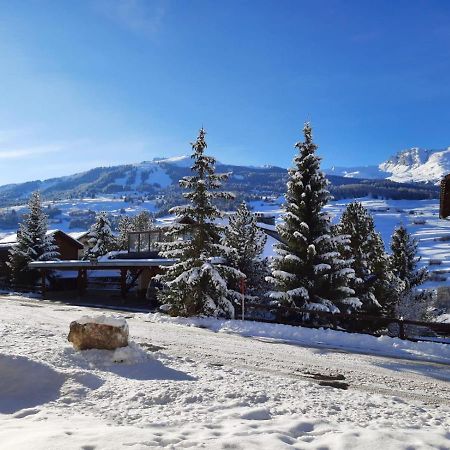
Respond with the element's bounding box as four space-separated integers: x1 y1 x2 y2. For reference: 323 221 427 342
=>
68 315 129 351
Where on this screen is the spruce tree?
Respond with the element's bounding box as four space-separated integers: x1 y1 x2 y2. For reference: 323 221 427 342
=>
267 122 357 313
116 212 154 251
8 191 59 285
370 231 401 316
334 201 388 313
389 225 430 319
117 215 134 250
83 212 117 260
133 211 153 231
223 201 268 297
156 128 243 318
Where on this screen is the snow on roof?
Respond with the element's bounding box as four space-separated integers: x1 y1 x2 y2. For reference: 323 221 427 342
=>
256 222 277 232
0 229 84 248
68 231 90 240
29 258 177 268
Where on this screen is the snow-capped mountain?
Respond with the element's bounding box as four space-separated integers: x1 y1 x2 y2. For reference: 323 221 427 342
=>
380 147 450 184
325 147 450 184
0 153 440 209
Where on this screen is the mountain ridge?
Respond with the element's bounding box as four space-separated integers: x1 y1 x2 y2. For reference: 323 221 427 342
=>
325 147 450 184
0 154 441 209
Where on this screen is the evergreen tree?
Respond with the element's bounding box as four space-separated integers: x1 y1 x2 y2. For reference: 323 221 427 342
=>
156 128 243 318
370 231 401 316
133 211 153 231
223 202 268 297
116 211 154 251
334 201 388 313
8 191 59 285
83 212 117 260
389 225 430 319
267 123 358 313
132 211 154 252
117 215 134 250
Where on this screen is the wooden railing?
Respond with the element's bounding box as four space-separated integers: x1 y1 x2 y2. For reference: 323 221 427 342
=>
240 302 450 342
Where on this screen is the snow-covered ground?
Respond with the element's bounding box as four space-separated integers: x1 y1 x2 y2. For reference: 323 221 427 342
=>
1 294 449 449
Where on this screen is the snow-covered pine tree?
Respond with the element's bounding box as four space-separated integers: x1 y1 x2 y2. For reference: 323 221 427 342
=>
370 231 401 316
8 191 59 285
116 212 154 251
334 201 389 313
267 122 358 313
156 128 244 318
83 212 117 260
117 215 134 250
223 201 268 297
133 211 153 231
389 225 430 319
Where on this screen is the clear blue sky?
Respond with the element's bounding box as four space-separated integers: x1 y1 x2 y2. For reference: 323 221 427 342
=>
1 0 450 184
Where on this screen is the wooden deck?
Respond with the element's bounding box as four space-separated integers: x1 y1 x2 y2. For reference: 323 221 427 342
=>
28 258 177 299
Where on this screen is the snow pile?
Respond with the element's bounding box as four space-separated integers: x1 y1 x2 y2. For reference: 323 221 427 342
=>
0 354 65 414
77 314 128 329
76 342 149 367
149 313 450 364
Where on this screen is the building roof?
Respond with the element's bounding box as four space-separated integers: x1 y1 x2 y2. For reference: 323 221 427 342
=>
0 229 84 249
67 231 90 241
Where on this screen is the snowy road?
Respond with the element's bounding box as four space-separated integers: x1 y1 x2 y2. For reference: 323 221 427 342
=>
138 318 450 405
1 295 449 449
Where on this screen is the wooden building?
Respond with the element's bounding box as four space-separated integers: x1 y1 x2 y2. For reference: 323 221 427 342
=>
0 230 84 278
440 174 450 219
51 230 85 260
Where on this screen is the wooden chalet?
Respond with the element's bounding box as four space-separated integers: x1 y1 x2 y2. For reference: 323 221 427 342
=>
0 229 84 279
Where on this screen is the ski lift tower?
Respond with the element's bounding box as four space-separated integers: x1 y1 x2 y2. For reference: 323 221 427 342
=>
440 174 450 219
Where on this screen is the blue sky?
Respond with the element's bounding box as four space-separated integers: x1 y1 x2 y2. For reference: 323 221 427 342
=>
1 0 450 184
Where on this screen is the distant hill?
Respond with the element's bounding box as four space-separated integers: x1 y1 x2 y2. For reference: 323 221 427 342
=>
325 147 450 184
0 156 439 210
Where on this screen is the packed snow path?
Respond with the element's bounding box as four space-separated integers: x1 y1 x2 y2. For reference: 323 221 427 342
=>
0 295 449 449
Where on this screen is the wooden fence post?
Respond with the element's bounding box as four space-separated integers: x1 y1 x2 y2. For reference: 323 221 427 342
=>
41 269 46 299
240 278 246 321
398 319 405 340
120 268 127 299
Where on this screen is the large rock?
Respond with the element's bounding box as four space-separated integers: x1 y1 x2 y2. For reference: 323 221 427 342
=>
68 315 129 351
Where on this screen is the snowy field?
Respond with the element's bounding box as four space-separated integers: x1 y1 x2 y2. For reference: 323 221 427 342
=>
0 196 159 234
1 294 449 449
